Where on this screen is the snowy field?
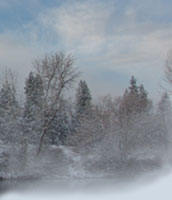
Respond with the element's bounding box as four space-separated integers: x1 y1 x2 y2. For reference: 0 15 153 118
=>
1 169 172 200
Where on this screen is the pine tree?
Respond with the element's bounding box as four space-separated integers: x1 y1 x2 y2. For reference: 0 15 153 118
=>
138 84 149 112
75 80 92 116
119 76 139 116
24 72 43 120
116 76 151 163
0 81 18 113
48 99 70 145
129 76 138 96
0 75 19 144
119 76 150 115
67 80 92 146
23 71 44 144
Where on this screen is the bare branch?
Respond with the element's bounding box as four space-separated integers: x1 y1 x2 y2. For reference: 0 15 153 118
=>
34 52 79 156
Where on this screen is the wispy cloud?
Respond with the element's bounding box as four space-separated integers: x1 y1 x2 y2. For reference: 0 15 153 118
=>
38 0 172 68
39 0 114 53
0 0 171 98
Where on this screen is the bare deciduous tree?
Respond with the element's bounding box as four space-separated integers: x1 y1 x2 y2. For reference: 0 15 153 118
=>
34 52 79 156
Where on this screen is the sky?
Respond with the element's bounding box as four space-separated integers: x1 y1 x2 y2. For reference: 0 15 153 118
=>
0 0 172 100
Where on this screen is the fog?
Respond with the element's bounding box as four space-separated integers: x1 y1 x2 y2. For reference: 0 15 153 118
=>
1 169 172 200
0 51 172 200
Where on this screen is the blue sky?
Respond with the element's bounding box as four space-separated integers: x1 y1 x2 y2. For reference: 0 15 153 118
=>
0 0 171 99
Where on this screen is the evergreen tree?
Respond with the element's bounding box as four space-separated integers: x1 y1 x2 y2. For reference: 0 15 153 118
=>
0 81 18 114
129 76 138 96
116 76 151 162
68 80 92 145
0 76 20 144
24 72 43 120
48 99 71 145
23 72 44 144
119 76 139 116
138 84 150 112
119 76 150 115
75 80 92 116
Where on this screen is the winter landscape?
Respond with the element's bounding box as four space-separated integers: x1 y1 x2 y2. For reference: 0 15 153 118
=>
1 0 172 199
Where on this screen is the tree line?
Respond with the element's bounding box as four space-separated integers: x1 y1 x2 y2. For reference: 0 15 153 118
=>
0 51 172 177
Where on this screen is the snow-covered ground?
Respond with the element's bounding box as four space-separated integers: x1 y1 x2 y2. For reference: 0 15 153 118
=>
1 169 172 200
0 144 172 200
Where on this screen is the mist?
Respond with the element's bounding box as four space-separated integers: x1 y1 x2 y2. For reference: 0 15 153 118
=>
0 53 171 200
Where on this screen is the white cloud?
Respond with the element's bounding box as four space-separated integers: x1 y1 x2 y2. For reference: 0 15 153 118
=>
39 0 114 53
36 0 172 98
0 0 172 98
106 29 172 68
38 0 172 70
